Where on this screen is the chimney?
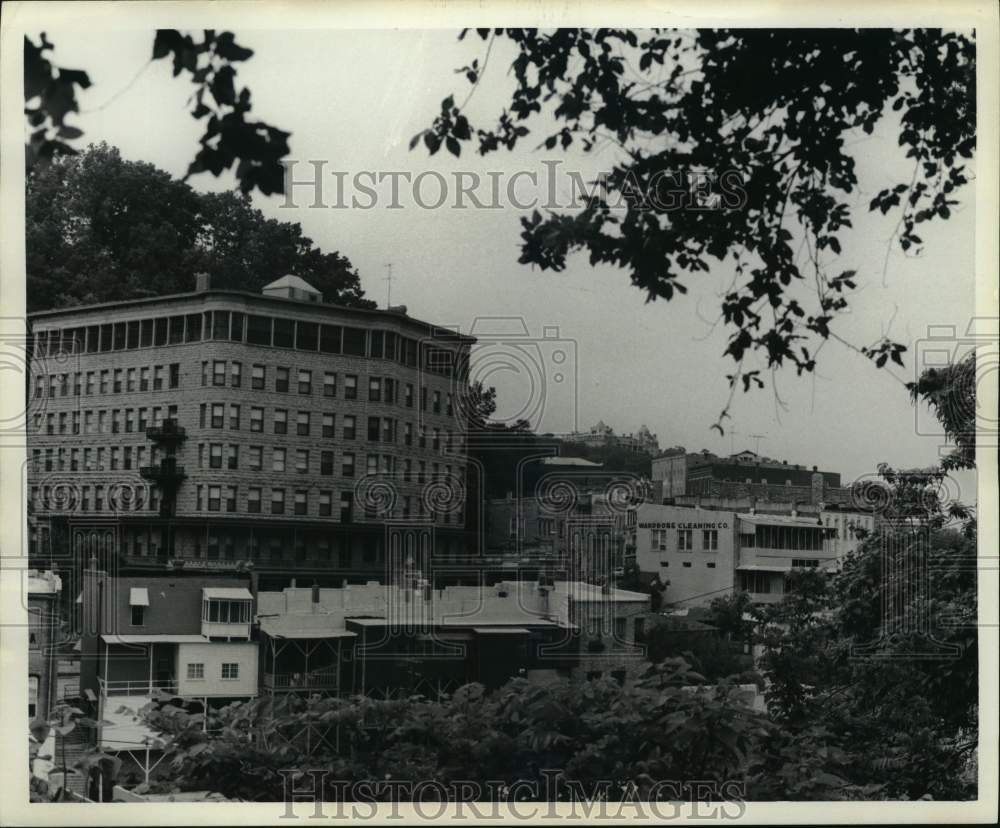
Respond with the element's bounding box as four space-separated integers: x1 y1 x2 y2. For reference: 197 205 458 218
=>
195 272 211 292
791 502 799 518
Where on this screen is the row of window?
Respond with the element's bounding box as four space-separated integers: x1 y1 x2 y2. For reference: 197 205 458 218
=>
199 361 457 414
182 662 240 681
196 442 458 482
659 560 718 569
195 484 462 523
34 405 179 438
198 404 461 451
32 444 171 473
738 525 826 551
29 481 464 524
33 364 180 398
33 310 465 377
651 528 719 552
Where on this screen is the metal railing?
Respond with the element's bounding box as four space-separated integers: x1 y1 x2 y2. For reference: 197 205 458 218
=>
98 678 176 697
263 670 340 690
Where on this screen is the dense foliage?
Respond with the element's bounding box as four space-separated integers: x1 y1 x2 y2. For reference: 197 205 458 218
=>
26 143 373 312
417 28 976 426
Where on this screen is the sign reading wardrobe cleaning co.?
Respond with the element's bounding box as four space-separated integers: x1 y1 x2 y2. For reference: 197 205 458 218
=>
637 521 729 529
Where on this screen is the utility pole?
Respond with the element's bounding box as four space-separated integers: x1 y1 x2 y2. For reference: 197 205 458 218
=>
728 428 739 456
384 263 393 308
748 433 766 455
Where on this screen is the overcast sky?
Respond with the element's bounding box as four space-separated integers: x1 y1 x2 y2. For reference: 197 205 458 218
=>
40 27 978 494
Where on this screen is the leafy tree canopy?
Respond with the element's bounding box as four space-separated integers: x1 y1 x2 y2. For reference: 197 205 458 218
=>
26 143 373 312
416 28 975 427
25 30 288 195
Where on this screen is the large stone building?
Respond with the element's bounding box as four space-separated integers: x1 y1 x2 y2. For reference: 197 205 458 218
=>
566 421 660 456
26 276 474 588
651 447 847 505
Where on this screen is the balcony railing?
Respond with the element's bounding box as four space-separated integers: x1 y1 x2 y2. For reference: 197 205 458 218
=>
263 669 341 690
139 460 186 485
98 678 177 697
146 419 187 443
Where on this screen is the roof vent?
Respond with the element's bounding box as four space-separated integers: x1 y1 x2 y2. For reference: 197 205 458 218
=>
262 274 322 303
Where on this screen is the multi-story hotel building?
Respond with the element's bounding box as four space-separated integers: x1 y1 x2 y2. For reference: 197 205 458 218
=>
26 276 475 588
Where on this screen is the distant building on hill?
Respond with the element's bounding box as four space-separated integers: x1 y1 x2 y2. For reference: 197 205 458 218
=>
566 421 660 456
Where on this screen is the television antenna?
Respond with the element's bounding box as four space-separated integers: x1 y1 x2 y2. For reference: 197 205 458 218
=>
748 433 766 455
384 263 394 308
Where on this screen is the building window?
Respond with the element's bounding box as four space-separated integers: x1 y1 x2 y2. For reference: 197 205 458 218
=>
271 489 285 515
367 416 380 442
296 449 309 473
342 453 355 478
405 384 414 407
322 413 334 438
252 364 266 390
208 485 221 512
187 663 205 680
702 529 718 551
169 363 180 389
211 403 224 429
249 446 262 471
226 485 237 512
272 448 286 473
276 367 289 392
231 361 242 388
228 444 239 470
221 663 240 680
274 409 287 434
323 372 336 397
297 411 310 436
250 407 263 432
319 491 332 517
298 369 312 394
130 606 144 626
678 529 693 552
344 375 357 400
320 451 334 476
295 490 308 515
229 404 241 430
213 360 226 386
433 390 441 414
247 487 261 513
343 415 356 440
369 377 382 402
792 559 820 568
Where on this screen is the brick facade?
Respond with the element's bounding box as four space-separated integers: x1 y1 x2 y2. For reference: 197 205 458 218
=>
27 288 474 584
